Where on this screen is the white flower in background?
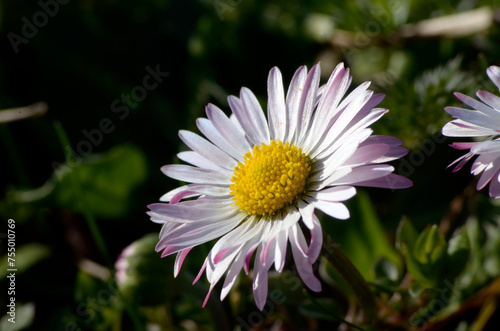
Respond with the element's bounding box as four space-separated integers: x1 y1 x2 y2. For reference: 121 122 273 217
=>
442 66 500 198
148 63 412 309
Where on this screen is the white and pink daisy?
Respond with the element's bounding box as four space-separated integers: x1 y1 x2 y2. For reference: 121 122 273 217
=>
148 63 412 310
442 66 500 198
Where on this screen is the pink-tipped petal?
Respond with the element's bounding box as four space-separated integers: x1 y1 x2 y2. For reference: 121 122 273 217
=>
486 66 500 91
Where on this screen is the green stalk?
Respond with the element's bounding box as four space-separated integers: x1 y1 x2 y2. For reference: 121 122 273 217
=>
321 232 377 323
53 121 111 265
53 121 144 331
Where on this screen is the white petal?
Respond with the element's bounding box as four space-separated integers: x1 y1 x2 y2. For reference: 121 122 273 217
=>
333 164 395 186
313 186 357 202
160 212 242 247
285 65 307 142
161 164 232 185
343 143 390 167
307 214 323 264
228 96 261 146
240 87 271 143
267 67 287 141
313 166 352 190
289 223 308 257
290 224 322 292
298 200 315 229
486 66 500 91
295 63 321 143
372 147 409 163
471 140 500 154
274 230 288 272
472 153 498 175
196 117 243 160
315 63 349 119
179 130 237 169
488 172 500 198
477 90 500 113
209 216 258 261
445 106 498 131
324 89 374 144
315 136 360 181
159 244 196 258
253 245 272 310
174 248 192 277
314 107 387 159
280 206 301 230
454 92 499 118
313 200 350 220
305 64 350 147
208 245 242 285
361 135 403 147
354 174 413 189
177 151 225 171
206 104 252 155
220 249 246 300
477 161 500 190
160 184 229 202
148 202 225 222
442 119 498 137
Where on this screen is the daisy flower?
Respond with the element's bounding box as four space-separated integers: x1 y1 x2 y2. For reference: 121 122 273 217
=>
442 66 500 198
148 63 412 309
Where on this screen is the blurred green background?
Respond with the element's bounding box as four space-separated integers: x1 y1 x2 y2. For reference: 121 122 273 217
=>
1 0 500 330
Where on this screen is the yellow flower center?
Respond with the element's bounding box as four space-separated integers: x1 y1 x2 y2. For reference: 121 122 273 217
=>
230 140 311 216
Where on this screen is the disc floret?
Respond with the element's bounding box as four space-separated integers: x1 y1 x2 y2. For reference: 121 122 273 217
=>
230 140 311 215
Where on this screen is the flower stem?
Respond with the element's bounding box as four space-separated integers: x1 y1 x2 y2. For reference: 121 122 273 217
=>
53 121 111 265
321 232 376 323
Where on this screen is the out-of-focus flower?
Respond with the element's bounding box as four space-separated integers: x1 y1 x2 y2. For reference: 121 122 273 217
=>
115 234 175 306
148 63 412 309
442 66 500 198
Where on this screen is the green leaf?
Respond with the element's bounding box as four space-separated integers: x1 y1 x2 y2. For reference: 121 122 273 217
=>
397 218 472 290
413 225 446 265
445 228 470 279
14 144 147 218
396 217 418 253
0 243 51 279
0 302 35 331
396 218 434 287
53 144 147 218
